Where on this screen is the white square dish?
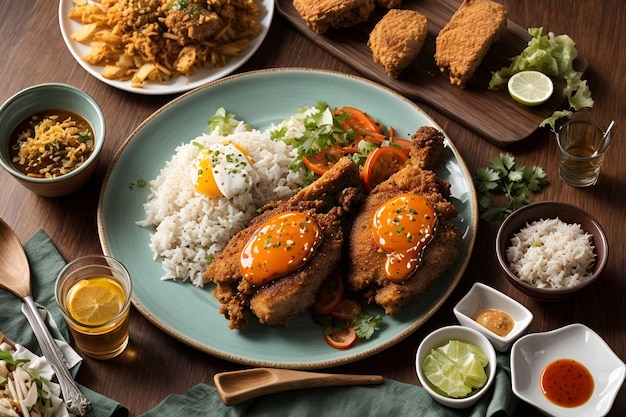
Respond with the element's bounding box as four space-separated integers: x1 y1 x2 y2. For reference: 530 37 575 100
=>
511 323 625 417
453 282 533 351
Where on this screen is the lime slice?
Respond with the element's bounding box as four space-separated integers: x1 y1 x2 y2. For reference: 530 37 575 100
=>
461 358 488 388
422 340 489 398
507 71 554 106
423 354 472 398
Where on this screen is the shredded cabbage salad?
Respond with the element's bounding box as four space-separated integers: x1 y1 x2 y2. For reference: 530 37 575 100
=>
0 342 69 417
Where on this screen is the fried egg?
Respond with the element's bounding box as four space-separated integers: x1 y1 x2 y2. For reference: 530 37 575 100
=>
192 142 253 198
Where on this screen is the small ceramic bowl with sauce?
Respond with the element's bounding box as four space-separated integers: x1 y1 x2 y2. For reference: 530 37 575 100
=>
416 325 497 409
511 323 625 417
0 83 105 197
495 201 608 302
454 282 533 352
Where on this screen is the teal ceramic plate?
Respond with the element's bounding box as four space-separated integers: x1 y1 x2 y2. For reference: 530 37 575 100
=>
58 0 273 95
98 69 478 369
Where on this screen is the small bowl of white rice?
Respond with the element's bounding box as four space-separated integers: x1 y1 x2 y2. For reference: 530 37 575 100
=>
495 201 608 301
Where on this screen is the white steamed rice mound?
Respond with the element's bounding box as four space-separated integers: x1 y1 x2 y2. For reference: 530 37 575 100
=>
137 121 305 286
506 217 596 289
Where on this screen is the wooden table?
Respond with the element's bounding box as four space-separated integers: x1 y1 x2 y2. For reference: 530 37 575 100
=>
1 0 623 415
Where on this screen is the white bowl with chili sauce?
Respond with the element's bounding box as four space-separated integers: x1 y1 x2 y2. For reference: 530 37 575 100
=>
454 282 533 352
0 83 105 197
511 323 625 417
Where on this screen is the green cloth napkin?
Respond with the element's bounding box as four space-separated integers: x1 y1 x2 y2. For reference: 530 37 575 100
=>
0 229 127 417
2 230 518 417
140 352 517 417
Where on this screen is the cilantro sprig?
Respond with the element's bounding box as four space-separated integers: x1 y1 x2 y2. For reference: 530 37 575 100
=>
314 311 383 341
269 101 355 167
474 153 548 221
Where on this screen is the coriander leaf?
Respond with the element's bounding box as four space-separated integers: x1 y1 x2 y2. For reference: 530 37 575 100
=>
352 313 383 340
474 153 549 221
474 167 500 192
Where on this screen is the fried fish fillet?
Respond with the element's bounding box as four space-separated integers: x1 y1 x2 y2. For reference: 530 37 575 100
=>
346 126 461 314
204 157 362 329
368 9 428 78
293 0 376 35
434 0 507 88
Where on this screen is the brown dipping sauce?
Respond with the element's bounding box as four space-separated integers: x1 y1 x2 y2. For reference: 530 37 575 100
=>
540 359 594 407
474 309 514 337
9 109 94 178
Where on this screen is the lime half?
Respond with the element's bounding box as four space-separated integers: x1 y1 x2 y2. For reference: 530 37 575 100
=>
507 71 554 106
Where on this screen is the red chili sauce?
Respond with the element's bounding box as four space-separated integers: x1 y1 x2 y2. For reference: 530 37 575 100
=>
540 359 594 407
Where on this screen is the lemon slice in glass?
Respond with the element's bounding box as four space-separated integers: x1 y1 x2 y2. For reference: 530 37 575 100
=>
66 277 125 326
507 70 554 106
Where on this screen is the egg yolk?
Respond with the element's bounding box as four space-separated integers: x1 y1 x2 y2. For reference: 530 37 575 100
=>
240 211 323 286
193 142 252 198
371 193 437 283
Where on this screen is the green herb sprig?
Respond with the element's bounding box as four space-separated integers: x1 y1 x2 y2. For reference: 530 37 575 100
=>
474 153 548 221
314 311 383 341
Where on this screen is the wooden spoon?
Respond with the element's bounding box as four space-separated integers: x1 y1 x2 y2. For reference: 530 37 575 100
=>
214 367 384 406
0 218 91 415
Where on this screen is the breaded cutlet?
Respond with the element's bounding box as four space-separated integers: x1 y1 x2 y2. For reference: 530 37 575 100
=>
205 157 363 329
368 9 428 78
434 0 507 88
293 0 376 35
346 127 461 315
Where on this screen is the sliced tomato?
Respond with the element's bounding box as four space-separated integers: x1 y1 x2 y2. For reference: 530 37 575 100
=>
336 106 381 133
324 326 357 349
354 127 386 145
313 273 345 315
390 137 412 156
302 146 345 176
361 146 409 193
331 298 362 320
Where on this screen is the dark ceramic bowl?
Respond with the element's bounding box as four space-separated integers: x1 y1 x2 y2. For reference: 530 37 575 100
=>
0 83 105 197
496 201 608 302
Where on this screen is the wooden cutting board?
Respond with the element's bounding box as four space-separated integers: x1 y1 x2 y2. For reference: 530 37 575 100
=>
276 0 586 149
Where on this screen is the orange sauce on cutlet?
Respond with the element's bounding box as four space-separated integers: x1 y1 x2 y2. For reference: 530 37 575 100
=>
240 211 322 286
371 193 437 283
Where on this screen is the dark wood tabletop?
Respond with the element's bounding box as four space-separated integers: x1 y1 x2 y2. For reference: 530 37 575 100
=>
1 0 624 415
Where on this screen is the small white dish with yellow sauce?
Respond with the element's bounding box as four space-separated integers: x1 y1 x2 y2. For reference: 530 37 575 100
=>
511 323 625 417
453 282 533 352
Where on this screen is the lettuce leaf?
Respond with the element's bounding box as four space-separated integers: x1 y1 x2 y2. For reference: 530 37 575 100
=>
489 27 593 129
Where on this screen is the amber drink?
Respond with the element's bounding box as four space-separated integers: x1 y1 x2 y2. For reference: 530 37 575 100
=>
55 255 132 360
556 120 610 187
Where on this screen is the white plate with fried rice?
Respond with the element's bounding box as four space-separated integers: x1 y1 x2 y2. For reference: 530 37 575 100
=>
97 68 478 369
58 0 273 95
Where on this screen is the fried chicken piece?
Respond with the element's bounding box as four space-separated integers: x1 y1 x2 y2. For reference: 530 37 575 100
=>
204 157 362 329
434 0 507 88
346 126 461 314
368 9 428 78
293 0 376 35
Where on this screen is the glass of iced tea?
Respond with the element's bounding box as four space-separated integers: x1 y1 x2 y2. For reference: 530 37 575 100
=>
55 255 132 360
555 120 611 187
